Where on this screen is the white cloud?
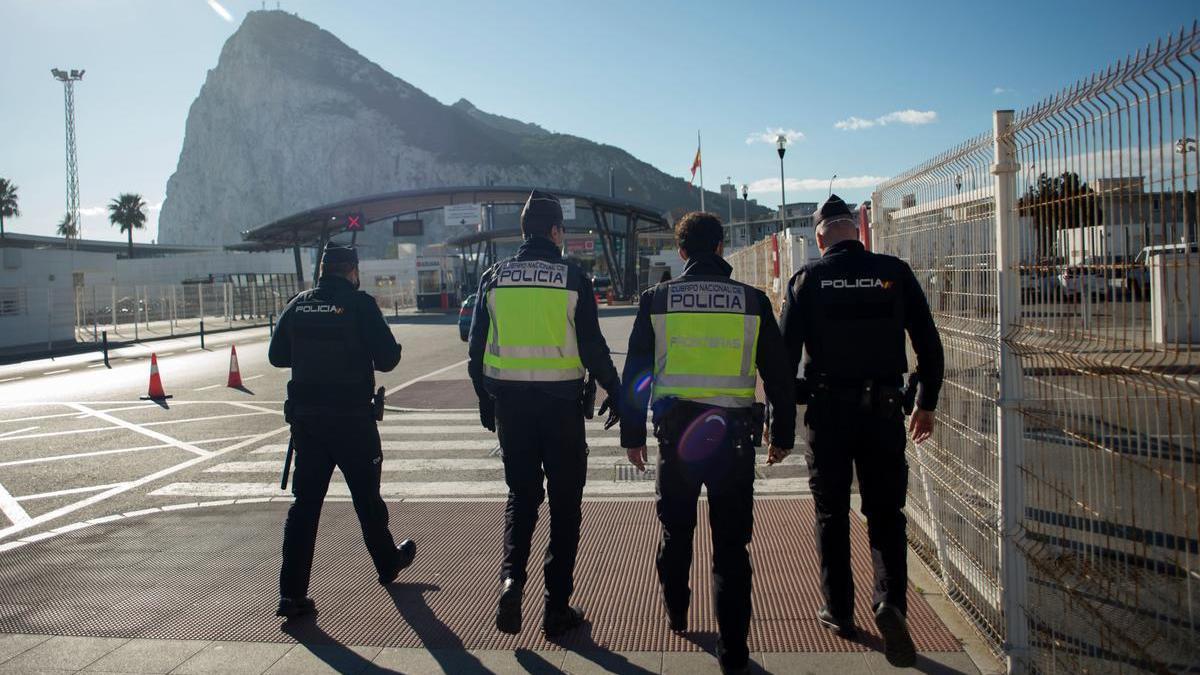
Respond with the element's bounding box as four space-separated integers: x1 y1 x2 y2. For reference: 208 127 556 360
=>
747 175 889 194
993 86 1012 95
834 109 937 131
745 127 805 145
206 0 233 22
833 116 875 131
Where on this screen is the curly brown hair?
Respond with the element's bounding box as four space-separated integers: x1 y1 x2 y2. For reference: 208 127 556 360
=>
674 211 724 256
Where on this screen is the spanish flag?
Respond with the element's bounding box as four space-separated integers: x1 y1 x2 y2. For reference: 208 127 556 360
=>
689 144 702 184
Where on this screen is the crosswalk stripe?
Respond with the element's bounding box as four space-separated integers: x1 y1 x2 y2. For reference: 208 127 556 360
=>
205 455 791 473
149 478 812 499
249 438 625 453
377 424 650 435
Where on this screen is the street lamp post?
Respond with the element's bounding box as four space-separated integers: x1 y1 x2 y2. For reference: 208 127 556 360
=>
741 184 749 247
776 134 788 231
1175 138 1196 244
828 173 838 196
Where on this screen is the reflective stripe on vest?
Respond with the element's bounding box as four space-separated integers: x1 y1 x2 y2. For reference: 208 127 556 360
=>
482 260 584 382
650 280 760 408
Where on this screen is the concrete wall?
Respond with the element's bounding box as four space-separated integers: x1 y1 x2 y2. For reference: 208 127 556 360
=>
0 248 115 350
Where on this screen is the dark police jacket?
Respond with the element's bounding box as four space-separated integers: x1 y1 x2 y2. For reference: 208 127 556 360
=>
619 252 796 450
268 275 401 411
779 240 944 411
467 236 619 401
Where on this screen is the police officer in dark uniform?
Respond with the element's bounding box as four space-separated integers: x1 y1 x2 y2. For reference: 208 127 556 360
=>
621 212 795 675
779 195 944 667
468 190 621 637
269 242 416 619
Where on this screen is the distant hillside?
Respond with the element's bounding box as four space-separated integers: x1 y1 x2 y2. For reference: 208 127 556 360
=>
157 10 766 251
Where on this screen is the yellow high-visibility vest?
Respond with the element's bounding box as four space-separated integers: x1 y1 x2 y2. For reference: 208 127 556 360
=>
650 278 760 409
482 259 585 382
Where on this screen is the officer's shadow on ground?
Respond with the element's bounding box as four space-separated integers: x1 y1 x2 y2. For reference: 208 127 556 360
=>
386 582 528 674
280 610 402 674
677 631 768 674
544 620 657 674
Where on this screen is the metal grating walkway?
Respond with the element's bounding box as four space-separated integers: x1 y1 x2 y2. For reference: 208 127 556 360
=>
0 500 962 652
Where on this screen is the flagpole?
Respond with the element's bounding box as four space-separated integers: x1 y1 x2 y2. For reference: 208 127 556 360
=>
698 130 705 212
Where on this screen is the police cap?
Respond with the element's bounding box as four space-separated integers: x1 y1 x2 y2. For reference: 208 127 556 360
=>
520 190 563 237
813 193 856 230
321 242 358 266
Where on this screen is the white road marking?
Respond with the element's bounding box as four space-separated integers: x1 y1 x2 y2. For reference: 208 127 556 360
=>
0 481 31 526
206 458 507 473
225 401 282 416
15 483 130 502
193 384 222 391
0 377 24 383
377 423 649 435
0 443 171 468
188 433 261 445
250 437 618 453
385 359 469 395
0 424 289 541
187 348 203 352
0 426 39 438
65 403 212 457
150 478 813 499
42 369 71 376
387 412 476 422
87 363 109 368
242 374 263 382
0 425 120 443
139 411 271 427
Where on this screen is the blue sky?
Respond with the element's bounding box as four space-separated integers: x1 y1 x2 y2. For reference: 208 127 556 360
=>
1 0 1196 242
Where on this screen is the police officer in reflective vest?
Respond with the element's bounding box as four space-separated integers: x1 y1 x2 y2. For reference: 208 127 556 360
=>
779 195 944 667
621 212 795 675
468 190 621 637
269 242 416 620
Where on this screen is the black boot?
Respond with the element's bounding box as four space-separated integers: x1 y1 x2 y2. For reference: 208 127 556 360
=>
378 539 417 585
874 603 916 667
275 596 315 620
817 606 858 639
542 605 585 637
716 638 751 675
495 578 523 634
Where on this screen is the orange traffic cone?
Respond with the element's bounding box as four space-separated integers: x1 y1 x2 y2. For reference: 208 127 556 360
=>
140 353 172 400
227 345 243 388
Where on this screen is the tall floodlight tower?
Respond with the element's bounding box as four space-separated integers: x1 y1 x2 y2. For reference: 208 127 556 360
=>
51 68 84 244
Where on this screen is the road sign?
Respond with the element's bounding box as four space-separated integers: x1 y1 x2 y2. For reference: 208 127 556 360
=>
566 238 595 253
392 218 423 237
560 198 576 220
345 213 364 232
444 203 481 228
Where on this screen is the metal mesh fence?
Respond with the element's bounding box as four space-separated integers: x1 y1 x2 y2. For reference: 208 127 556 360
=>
873 24 1199 674
71 277 417 344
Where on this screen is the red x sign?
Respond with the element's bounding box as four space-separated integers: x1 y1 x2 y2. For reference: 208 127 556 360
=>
345 214 364 231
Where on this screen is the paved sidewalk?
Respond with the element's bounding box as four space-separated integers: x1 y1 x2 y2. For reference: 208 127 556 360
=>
0 499 995 674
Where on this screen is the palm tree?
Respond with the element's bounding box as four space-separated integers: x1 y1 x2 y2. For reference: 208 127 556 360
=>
57 212 78 243
0 178 19 240
108 193 147 259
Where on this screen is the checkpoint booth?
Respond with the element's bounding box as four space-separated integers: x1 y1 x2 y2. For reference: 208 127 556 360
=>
415 254 463 311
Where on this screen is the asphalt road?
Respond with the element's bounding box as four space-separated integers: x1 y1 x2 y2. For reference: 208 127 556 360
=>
0 308 810 544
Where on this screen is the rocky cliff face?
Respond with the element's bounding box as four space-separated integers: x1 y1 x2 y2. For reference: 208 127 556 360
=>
158 10 760 250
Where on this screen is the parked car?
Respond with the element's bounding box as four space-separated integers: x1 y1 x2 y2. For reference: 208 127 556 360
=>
1057 265 1108 301
592 275 612 303
458 293 476 342
1020 269 1059 302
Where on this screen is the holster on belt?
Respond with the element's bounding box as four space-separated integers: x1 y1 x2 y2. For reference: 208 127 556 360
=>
653 399 755 444
811 377 903 418
580 376 597 420
901 373 920 416
372 386 386 422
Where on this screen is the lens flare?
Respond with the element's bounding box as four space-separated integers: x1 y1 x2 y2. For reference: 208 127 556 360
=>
677 410 728 462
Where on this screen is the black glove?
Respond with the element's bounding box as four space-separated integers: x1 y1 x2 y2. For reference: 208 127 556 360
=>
598 385 621 430
479 398 496 432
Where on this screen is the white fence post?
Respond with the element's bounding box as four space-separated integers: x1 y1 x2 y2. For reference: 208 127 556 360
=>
992 109 1029 672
